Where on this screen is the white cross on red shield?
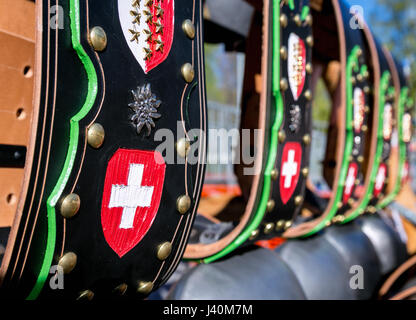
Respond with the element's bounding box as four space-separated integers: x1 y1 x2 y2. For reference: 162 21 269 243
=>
101 149 166 257
279 142 302 204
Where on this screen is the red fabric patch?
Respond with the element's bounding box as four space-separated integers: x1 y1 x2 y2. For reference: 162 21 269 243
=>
145 0 174 73
343 162 358 204
373 163 387 197
256 237 286 250
101 149 166 257
279 142 302 204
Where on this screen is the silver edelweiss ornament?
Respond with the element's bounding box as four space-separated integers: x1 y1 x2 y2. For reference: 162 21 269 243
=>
129 83 162 136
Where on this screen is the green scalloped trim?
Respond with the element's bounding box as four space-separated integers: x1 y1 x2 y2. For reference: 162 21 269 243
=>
202 0 284 263
300 46 362 236
377 87 409 209
27 0 98 299
342 70 391 223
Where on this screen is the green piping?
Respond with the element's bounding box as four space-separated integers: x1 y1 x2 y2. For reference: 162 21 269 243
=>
377 87 409 209
27 0 98 299
288 0 295 10
301 6 310 21
300 46 362 236
202 0 283 263
342 71 391 223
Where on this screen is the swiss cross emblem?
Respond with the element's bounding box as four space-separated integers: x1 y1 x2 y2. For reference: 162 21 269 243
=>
118 0 175 73
279 142 302 204
374 163 387 197
343 163 358 204
288 33 306 101
101 149 166 257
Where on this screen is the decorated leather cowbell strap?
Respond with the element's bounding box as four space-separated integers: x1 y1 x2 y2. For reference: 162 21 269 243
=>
0 0 207 300
183 0 313 263
283 0 376 237
341 36 396 223
376 51 413 209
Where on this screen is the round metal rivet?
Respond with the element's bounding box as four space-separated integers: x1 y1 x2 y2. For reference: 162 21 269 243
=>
351 77 356 85
176 195 191 214
301 167 309 177
176 138 191 158
280 78 288 91
357 155 364 163
181 63 194 83
357 48 363 56
278 131 286 143
280 14 288 28
355 179 360 185
60 193 80 219
77 290 94 301
368 206 377 214
306 35 314 47
294 196 303 206
305 63 313 75
182 19 195 39
362 125 368 132
293 14 301 26
364 70 369 79
305 14 313 26
89 26 107 52
280 46 288 60
347 198 355 206
264 223 275 234
357 74 363 82
276 220 285 231
364 105 370 113
337 202 343 209
157 242 172 261
267 199 275 212
137 281 154 295
270 168 278 180
304 89 312 101
284 221 292 230
249 229 259 240
58 252 77 274
364 86 370 94
87 123 105 149
303 134 311 146
113 283 128 296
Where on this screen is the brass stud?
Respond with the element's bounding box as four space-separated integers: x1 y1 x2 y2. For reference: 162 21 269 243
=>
306 35 314 47
182 19 195 39
137 281 154 295
60 193 81 219
304 89 312 101
284 221 292 230
176 195 191 214
364 105 370 113
356 48 363 56
270 168 278 180
157 242 172 261
325 220 332 227
357 155 364 163
280 46 288 60
357 74 363 82
303 134 311 146
89 26 107 52
301 167 309 177
359 208 365 215
347 198 355 206
278 131 286 143
176 138 191 158
364 70 369 79
337 202 343 209
368 206 377 214
362 125 368 132
280 14 288 28
264 223 275 234
58 252 77 274
113 283 128 296
77 290 94 301
249 229 259 240
305 63 313 75
293 14 302 26
276 220 285 231
355 179 360 185
280 78 288 91
305 14 313 26
87 123 105 149
351 77 356 85
294 195 303 206
181 63 194 83
267 199 275 212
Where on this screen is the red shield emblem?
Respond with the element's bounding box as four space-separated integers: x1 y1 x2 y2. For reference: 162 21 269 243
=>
279 142 302 204
343 163 358 204
288 33 306 101
374 163 387 197
118 0 175 74
101 149 166 257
